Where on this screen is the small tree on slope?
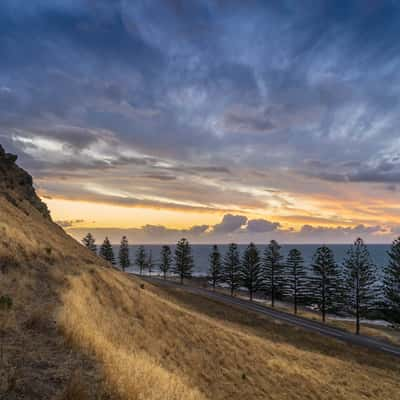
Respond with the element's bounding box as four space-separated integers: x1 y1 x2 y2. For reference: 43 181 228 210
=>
343 238 378 335
208 245 222 290
82 233 97 254
118 236 130 272
241 243 263 301
283 248 308 314
99 237 116 265
222 243 241 296
311 245 341 323
159 245 172 280
135 245 146 275
174 238 194 284
263 240 284 307
384 237 400 322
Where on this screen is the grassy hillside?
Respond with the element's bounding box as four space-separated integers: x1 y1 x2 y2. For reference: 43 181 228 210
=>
59 268 400 400
1 147 399 399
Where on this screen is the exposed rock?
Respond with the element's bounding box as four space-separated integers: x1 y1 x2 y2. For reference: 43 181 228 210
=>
0 144 51 220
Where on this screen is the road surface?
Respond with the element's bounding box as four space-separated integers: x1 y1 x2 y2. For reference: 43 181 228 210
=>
141 276 400 358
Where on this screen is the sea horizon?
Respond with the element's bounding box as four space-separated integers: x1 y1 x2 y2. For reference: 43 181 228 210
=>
110 243 391 277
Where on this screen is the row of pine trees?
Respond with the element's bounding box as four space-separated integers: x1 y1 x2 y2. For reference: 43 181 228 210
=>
82 233 400 333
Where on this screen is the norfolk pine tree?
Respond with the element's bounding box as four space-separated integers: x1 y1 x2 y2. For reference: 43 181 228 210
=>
344 238 378 334
135 245 146 275
146 250 154 276
208 245 222 289
99 237 116 265
222 243 241 296
263 240 284 307
241 243 263 301
284 248 308 314
82 233 97 254
174 238 194 284
159 245 172 280
311 245 340 323
118 236 130 272
384 237 400 322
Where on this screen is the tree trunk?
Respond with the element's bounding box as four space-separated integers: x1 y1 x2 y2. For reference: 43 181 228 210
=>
180 274 183 285
271 268 275 307
322 272 326 323
294 272 297 314
356 271 360 335
230 286 234 296
249 290 253 301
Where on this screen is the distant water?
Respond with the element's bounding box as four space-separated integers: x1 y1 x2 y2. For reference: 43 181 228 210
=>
112 244 390 278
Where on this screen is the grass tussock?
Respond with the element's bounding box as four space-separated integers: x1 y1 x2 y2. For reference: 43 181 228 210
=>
59 268 400 400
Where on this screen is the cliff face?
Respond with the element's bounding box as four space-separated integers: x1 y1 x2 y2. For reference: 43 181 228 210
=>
0 144 105 269
0 144 50 220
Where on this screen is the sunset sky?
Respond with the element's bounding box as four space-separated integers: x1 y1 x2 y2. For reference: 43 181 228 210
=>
2 1 400 243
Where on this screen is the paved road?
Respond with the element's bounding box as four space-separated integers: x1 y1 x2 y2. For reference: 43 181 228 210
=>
142 276 400 358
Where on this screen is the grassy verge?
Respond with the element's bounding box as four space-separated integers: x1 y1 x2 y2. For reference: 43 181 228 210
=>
160 275 400 347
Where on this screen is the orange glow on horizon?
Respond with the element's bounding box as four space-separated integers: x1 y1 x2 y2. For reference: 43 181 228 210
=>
45 198 228 229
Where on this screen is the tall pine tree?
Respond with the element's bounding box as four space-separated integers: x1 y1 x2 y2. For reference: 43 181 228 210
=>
208 245 222 289
118 236 130 272
82 233 97 254
384 237 400 322
344 238 377 334
146 250 154 276
135 245 146 275
283 248 308 314
159 245 172 280
311 245 340 323
263 240 284 307
222 243 241 296
99 237 115 265
241 243 263 301
174 238 194 284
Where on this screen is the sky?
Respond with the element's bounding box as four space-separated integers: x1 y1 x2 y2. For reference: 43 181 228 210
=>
2 0 400 244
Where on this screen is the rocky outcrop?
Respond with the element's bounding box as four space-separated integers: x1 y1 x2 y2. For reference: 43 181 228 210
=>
0 144 51 220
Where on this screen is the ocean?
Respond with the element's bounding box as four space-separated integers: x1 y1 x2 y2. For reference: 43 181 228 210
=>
112 244 391 278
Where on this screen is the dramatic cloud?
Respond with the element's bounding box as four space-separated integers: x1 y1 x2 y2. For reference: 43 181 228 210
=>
2 1 400 242
212 214 248 234
67 214 393 244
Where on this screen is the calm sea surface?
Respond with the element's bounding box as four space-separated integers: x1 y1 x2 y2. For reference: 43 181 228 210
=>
112 244 391 278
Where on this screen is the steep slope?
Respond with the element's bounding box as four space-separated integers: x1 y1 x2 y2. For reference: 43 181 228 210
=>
0 144 101 269
0 146 109 399
0 146 399 400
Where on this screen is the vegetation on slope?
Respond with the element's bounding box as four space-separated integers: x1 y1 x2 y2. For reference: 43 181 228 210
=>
1 147 399 399
59 267 400 400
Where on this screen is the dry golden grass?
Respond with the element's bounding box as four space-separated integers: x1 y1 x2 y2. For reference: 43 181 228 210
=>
1 187 400 400
0 197 108 399
58 267 400 400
